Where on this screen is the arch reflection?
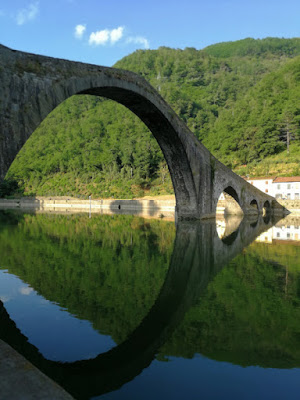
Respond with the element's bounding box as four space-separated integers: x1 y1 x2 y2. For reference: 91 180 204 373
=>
0 213 284 399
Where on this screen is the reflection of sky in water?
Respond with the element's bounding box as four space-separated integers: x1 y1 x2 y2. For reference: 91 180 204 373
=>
98 357 300 400
0 212 299 400
0 270 115 362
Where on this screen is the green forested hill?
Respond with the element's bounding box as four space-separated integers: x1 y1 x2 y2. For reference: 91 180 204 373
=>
206 56 300 167
4 37 300 198
203 37 300 58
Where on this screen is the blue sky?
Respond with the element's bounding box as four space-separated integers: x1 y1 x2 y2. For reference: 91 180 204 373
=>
0 0 300 66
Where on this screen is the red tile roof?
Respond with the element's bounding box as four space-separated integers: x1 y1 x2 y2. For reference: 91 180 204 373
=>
273 176 300 183
245 176 276 181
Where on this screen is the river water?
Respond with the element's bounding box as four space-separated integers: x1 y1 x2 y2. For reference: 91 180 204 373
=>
0 210 299 399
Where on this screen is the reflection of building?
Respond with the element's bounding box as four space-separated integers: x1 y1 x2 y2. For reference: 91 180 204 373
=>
273 224 300 241
216 219 226 239
245 176 300 200
256 228 273 243
255 221 300 243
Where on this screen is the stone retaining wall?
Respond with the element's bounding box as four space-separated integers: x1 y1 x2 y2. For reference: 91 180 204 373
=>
277 199 300 215
0 197 176 218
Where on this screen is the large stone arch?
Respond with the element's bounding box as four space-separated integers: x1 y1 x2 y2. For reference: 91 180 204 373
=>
0 45 285 219
78 85 198 218
0 45 205 219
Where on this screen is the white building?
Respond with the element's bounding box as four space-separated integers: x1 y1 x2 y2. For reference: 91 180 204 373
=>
272 177 300 200
245 176 300 200
247 177 275 196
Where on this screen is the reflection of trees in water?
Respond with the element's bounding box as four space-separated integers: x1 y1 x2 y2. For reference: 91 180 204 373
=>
0 212 175 345
0 212 299 398
159 241 300 368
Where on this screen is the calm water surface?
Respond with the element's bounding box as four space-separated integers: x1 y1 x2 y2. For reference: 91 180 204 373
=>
0 210 299 399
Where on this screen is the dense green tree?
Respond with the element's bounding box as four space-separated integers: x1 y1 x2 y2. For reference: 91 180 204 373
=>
278 108 300 153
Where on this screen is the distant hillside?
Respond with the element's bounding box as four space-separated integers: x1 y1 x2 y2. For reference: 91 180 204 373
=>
4 37 300 198
203 37 300 58
206 55 300 167
233 143 300 177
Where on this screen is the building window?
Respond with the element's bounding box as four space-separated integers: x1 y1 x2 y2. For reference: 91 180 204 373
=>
275 194 282 199
287 193 291 199
265 189 268 193
251 181 253 185
276 232 280 238
277 184 281 189
295 226 299 230
295 193 299 199
265 181 269 184
287 184 291 189
287 233 291 239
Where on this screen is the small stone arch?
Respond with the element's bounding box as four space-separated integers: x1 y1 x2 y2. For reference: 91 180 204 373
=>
224 186 240 203
262 200 271 223
263 200 271 216
250 219 258 228
216 186 243 216
221 229 239 246
250 199 259 214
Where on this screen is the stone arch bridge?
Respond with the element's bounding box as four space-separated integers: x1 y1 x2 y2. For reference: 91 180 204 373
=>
0 45 284 219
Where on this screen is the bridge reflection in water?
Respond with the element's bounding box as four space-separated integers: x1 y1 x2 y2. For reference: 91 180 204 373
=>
0 211 285 399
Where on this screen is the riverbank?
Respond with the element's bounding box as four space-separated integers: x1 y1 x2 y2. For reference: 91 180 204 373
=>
0 196 176 219
0 339 73 399
277 199 300 215
0 196 299 216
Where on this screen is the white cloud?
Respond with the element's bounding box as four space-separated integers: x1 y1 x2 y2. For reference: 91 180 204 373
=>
16 1 39 25
89 26 124 46
89 29 110 45
126 36 150 49
110 26 124 44
0 295 11 303
74 24 86 39
86 26 149 49
19 286 34 295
